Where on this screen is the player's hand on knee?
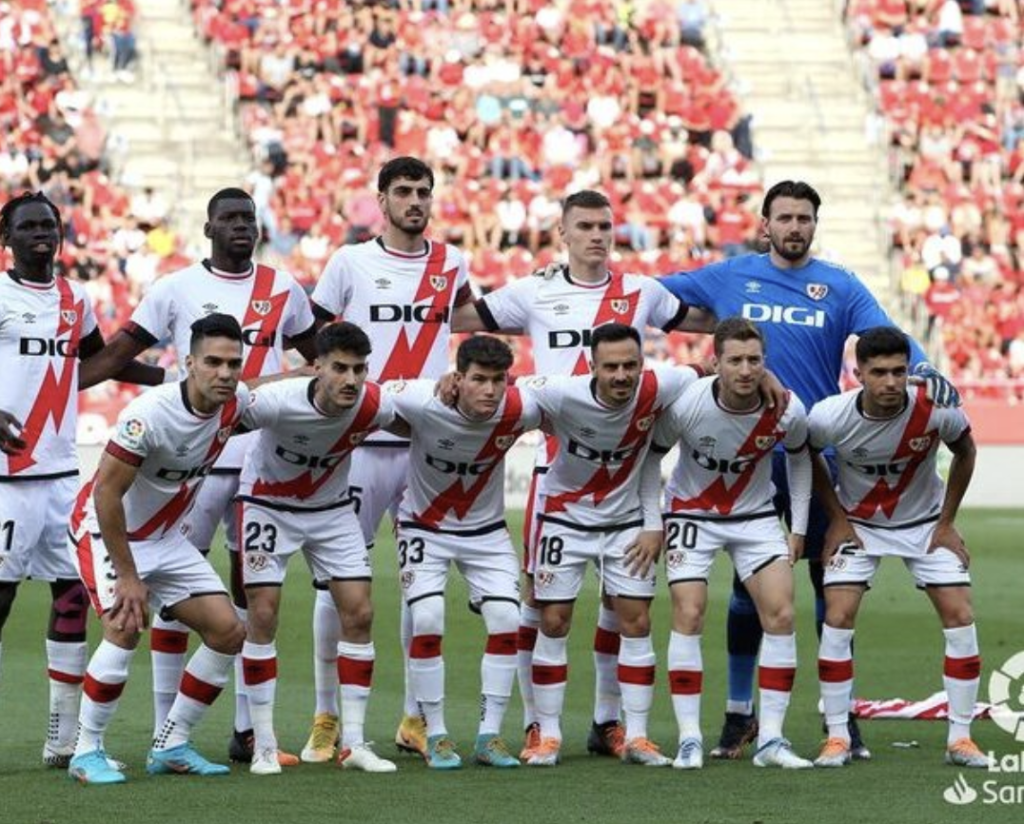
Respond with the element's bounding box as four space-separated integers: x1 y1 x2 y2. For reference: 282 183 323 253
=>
787 533 805 565
911 364 961 408
625 530 664 578
0 409 26 455
928 522 970 568
109 575 149 635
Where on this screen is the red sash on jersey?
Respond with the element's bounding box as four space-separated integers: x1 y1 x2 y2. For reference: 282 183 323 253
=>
544 370 659 515
670 401 782 516
378 242 458 381
414 387 526 528
128 397 241 541
8 278 84 474
241 265 289 380
251 383 382 501
569 273 642 376
848 386 937 521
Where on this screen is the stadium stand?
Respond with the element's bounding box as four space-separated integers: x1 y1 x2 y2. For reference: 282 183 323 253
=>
846 0 1024 400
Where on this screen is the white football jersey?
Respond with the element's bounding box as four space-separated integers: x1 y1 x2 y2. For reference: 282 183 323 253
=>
0 272 98 478
388 379 542 531
311 238 471 444
479 270 686 376
238 377 395 510
72 381 250 542
126 261 316 468
807 385 970 526
525 365 697 529
656 377 808 517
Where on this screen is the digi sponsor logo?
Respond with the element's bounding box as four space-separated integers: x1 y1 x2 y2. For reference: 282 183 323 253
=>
743 303 826 328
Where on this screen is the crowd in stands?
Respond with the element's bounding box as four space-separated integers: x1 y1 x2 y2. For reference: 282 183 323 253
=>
847 0 1024 398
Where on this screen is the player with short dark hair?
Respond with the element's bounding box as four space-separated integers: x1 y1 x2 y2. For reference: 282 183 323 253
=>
0 191 161 768
808 326 989 770
659 179 959 760
652 317 813 770
66 314 250 785
305 158 474 762
78 186 318 765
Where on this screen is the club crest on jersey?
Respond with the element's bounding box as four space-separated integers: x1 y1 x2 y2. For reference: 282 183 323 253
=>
806 283 829 301
251 300 272 316
401 570 415 589
536 570 556 588
635 415 656 432
666 550 686 569
246 552 269 573
495 434 516 450
430 275 448 292
217 426 233 443
61 309 78 325
119 418 146 449
755 435 777 450
349 432 368 447
610 298 631 315
908 435 933 452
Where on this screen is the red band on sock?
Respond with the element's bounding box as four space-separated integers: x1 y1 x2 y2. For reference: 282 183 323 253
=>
83 673 125 703
759 666 796 692
337 656 374 687
669 669 703 695
818 658 854 683
409 634 442 659
180 671 223 706
618 664 656 686
517 625 538 652
945 655 981 680
593 626 621 656
48 668 85 685
485 633 518 656
242 656 278 686
150 628 189 654
532 664 568 685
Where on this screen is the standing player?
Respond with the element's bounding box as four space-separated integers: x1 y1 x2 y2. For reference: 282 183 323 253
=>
0 192 162 768
303 157 473 762
522 324 699 767
808 327 989 769
651 318 813 770
237 322 397 775
659 180 958 759
79 188 317 763
389 336 541 770
452 189 712 759
66 315 249 785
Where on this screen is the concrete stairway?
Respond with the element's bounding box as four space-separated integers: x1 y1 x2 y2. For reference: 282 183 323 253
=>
710 0 892 294
60 0 250 246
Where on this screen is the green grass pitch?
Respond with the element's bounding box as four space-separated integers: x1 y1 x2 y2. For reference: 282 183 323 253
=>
0 510 1020 824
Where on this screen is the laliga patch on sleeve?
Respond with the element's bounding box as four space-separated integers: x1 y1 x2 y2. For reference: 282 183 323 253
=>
118 418 146 450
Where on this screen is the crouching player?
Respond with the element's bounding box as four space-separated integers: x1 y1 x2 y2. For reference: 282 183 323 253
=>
809 326 989 769
388 336 541 770
651 318 813 770
66 315 250 784
237 322 398 774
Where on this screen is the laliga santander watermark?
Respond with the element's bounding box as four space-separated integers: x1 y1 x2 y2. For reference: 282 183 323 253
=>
943 651 1024 806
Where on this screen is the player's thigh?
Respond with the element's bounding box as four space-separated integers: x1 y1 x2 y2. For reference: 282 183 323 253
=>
0 477 70 583
348 447 409 545
531 519 590 604
742 557 795 632
237 502 301 589
724 516 791 584
145 535 231 624
397 528 449 605
304 507 372 590
456 531 521 605
669 580 709 633
184 473 240 552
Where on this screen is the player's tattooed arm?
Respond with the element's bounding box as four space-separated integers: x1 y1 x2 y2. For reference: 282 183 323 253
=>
928 430 977 568
0 408 26 454
93 451 149 636
78 330 160 389
811 452 861 565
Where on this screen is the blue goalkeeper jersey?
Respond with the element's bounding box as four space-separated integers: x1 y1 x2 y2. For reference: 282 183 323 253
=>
661 254 928 408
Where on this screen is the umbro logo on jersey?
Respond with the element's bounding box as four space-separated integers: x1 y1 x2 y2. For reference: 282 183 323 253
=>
429 275 448 292
806 284 829 301
578 427 596 438
745 281 762 294
294 434 310 445
437 438 456 450
251 300 272 316
908 436 933 452
60 310 78 325
553 303 571 315
174 444 189 457
202 303 219 313
375 278 392 289
21 312 36 324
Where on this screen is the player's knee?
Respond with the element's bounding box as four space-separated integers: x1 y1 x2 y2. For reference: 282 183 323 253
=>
207 618 246 655
539 610 571 638
341 599 374 636
410 596 444 637
671 599 704 635
245 597 278 639
617 608 651 638
480 600 519 636
938 599 974 629
760 602 794 634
